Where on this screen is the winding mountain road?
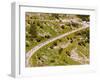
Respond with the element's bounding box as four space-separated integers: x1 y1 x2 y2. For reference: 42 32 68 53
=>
26 23 89 67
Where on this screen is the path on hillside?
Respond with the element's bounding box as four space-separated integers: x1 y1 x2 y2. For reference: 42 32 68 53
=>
26 24 89 67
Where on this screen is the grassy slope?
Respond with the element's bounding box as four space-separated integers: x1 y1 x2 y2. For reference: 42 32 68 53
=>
29 28 89 67
25 13 82 52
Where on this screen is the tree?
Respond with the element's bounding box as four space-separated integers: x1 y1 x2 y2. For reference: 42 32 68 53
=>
77 15 90 21
59 48 63 54
29 22 37 38
51 14 59 19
